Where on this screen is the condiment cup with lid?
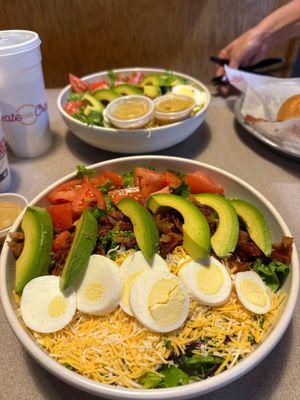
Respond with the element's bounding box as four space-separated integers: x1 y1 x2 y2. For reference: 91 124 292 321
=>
0 192 28 243
153 93 196 124
106 95 154 129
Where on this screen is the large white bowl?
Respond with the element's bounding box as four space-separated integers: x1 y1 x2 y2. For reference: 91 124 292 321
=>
57 68 211 153
0 156 298 399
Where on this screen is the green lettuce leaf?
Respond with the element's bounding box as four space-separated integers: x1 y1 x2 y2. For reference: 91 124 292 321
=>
252 258 290 292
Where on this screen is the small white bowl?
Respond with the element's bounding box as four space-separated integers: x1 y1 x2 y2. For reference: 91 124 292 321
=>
106 95 154 129
57 68 211 153
0 193 28 243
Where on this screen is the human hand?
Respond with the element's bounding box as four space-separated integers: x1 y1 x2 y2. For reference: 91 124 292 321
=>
215 27 271 96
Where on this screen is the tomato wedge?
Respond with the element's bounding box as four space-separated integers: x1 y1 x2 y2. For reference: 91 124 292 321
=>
48 203 73 232
89 80 110 92
101 171 122 188
134 167 167 198
52 230 72 252
64 100 83 115
163 171 181 188
72 176 106 215
108 187 141 205
69 73 88 93
48 179 82 204
185 171 224 194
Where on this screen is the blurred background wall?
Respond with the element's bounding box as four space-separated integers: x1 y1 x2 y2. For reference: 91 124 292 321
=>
2 0 298 87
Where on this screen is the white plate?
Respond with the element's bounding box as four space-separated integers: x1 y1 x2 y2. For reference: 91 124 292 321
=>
0 155 299 399
57 68 211 154
234 95 300 160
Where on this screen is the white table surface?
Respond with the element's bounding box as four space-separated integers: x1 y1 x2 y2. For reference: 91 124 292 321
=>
0 89 299 400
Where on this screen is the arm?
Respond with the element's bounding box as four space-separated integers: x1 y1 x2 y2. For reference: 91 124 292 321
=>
216 0 300 77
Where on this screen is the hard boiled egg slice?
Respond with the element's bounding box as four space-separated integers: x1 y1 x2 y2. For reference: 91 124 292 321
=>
235 271 271 314
76 254 123 315
172 84 205 106
178 256 232 306
20 275 76 333
130 270 189 332
119 251 169 316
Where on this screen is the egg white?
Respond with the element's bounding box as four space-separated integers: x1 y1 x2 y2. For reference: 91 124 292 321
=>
119 251 169 316
235 271 271 314
20 275 76 333
178 256 232 306
76 254 123 315
130 269 190 333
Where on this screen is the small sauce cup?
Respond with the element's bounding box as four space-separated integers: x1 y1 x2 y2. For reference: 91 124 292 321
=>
0 193 28 243
106 95 154 129
153 94 196 124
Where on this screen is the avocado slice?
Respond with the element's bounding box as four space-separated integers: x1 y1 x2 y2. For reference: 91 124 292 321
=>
117 198 159 260
93 89 120 103
230 199 272 256
114 84 143 96
82 93 105 116
60 209 98 290
147 194 210 259
141 73 165 87
193 193 239 258
143 85 162 98
15 206 53 294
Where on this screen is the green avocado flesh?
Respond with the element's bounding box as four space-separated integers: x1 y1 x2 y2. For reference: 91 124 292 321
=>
60 210 98 290
141 73 165 87
193 194 239 258
15 206 53 295
230 199 272 256
93 89 120 103
82 93 105 116
117 198 159 260
114 84 143 96
143 85 162 98
147 194 210 259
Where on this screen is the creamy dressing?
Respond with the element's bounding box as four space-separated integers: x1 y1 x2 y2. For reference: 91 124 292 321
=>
0 201 21 230
111 99 149 120
155 95 194 113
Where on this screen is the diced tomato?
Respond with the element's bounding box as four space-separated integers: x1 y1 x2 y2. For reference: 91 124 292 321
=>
151 186 170 195
48 203 73 232
69 73 88 93
90 174 110 188
163 171 181 188
48 179 82 204
127 72 144 85
134 167 167 198
52 230 71 252
101 171 122 188
72 176 106 215
89 80 110 92
108 187 141 205
185 171 224 194
63 100 83 115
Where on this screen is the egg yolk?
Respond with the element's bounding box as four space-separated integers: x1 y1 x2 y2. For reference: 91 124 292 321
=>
122 270 145 308
197 264 224 295
84 282 104 301
48 296 67 318
240 279 267 306
149 278 186 327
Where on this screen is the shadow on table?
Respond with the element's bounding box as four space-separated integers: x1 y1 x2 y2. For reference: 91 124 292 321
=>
233 119 300 180
24 320 293 400
64 121 211 163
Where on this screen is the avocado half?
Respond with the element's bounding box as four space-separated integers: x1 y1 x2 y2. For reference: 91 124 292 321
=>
114 84 143 96
15 206 53 294
117 198 159 260
147 193 210 260
60 209 98 290
93 88 120 103
231 199 272 256
193 193 239 258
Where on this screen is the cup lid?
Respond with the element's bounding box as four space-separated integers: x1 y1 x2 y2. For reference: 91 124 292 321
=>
0 30 41 56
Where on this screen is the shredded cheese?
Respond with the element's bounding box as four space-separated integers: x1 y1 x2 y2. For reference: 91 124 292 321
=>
17 246 286 389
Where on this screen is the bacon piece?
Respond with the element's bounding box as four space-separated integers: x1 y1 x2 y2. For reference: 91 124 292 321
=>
271 236 293 264
8 231 25 259
235 230 264 261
